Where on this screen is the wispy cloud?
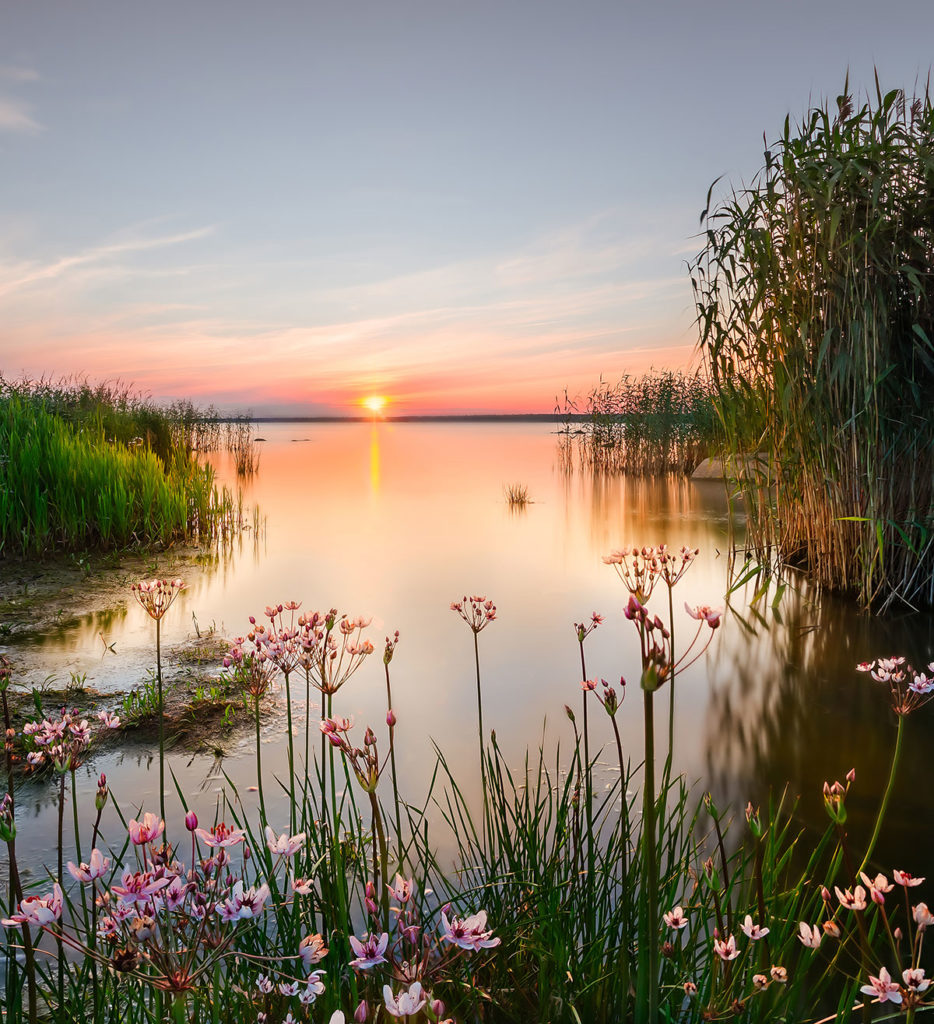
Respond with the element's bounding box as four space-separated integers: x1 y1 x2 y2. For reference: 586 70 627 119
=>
0 225 216 298
0 65 39 83
0 97 41 135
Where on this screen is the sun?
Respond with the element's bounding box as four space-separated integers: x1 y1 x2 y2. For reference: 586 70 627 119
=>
362 395 388 416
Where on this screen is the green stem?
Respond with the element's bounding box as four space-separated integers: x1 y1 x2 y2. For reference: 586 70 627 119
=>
638 688 659 1024
384 661 403 860
283 669 296 834
473 630 488 852
157 617 165 824
857 714 905 877
254 693 267 825
57 772 65 1013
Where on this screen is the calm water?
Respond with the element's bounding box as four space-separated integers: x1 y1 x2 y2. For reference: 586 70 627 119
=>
4 421 934 874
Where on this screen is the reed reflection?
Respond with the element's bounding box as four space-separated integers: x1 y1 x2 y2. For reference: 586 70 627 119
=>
704 573 934 867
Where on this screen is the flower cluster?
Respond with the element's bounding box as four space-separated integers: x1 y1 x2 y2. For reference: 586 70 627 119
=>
450 595 496 634
347 872 499 1020
227 605 375 700
856 656 934 715
131 578 185 621
601 544 698 601
2 810 320 1005
18 707 121 772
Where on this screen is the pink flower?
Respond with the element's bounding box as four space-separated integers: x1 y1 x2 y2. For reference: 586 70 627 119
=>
299 972 326 1004
383 982 427 1018
770 966 788 984
684 603 722 629
894 869 925 887
860 967 902 1004
903 968 929 994
299 933 329 968
128 812 164 846
67 848 110 883
663 906 688 930
440 909 501 951
740 915 769 940
713 934 739 961
752 974 768 991
860 871 893 894
797 922 822 949
112 869 172 905
264 825 306 857
2 883 64 927
835 885 867 911
387 874 414 905
96 710 121 729
913 903 934 929
291 877 314 896
217 881 269 921
348 932 389 969
195 822 246 848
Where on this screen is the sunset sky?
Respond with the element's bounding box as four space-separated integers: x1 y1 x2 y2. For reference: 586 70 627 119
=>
2 1 933 415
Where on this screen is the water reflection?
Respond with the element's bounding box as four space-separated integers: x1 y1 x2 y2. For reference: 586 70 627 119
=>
1 422 931 872
705 572 934 866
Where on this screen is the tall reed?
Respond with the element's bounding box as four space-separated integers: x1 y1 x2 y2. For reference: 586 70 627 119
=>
691 76 934 609
557 370 718 476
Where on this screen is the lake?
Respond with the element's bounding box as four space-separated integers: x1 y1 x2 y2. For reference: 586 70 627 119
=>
4 420 934 874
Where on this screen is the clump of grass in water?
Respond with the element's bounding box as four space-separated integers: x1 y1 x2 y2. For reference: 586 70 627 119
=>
503 483 532 507
557 369 719 476
691 74 934 610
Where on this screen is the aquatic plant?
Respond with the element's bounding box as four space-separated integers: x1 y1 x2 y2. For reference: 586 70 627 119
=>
557 370 718 476
691 76 934 609
503 483 532 507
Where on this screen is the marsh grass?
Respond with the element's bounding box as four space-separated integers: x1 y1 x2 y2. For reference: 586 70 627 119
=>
0 378 248 556
691 76 934 610
557 371 718 476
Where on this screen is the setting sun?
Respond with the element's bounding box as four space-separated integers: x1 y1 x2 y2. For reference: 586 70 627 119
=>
362 395 388 415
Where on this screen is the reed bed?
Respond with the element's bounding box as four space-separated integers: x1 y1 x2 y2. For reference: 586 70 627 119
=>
0 378 246 556
2 550 930 1023
691 77 934 610
557 371 718 476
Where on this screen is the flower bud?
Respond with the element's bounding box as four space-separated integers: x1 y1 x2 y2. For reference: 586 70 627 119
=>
354 1000 368 1023
386 709 397 727
185 810 198 832
430 999 446 1017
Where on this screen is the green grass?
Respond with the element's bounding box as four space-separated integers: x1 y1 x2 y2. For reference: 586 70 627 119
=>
0 377 244 556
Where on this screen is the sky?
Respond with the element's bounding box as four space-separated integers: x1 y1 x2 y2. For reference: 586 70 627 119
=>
2 1 934 415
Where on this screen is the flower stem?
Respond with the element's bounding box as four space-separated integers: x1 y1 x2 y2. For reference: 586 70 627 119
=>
156 616 166 824
857 714 905 878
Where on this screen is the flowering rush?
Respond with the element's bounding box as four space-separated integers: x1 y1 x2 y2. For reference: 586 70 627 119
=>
440 909 501 951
